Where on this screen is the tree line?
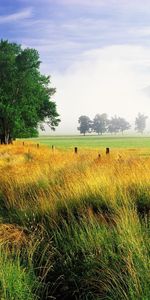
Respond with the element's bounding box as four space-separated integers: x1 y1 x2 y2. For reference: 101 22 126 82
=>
77 113 148 135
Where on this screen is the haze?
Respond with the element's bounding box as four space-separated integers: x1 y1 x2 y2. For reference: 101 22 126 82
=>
1 0 150 134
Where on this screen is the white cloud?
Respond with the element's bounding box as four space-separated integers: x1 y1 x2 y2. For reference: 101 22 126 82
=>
21 0 106 5
23 38 81 52
44 0 149 7
55 0 104 5
47 45 150 134
20 0 150 10
131 27 150 37
48 0 150 10
0 8 32 24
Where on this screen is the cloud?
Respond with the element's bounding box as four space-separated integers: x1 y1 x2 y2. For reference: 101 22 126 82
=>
4 0 150 74
46 0 150 10
131 27 150 37
55 0 104 5
19 0 150 12
0 8 32 24
48 45 150 134
12 2 150 73
20 0 104 5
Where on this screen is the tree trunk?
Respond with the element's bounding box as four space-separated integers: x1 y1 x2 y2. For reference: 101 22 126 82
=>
0 119 9 144
5 132 10 144
2 121 10 144
0 119 13 145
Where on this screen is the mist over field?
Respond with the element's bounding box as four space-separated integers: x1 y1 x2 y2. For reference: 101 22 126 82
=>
50 45 150 134
1 0 150 134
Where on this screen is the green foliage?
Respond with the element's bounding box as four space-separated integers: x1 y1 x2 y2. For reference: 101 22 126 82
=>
77 116 92 135
0 39 60 141
92 113 108 135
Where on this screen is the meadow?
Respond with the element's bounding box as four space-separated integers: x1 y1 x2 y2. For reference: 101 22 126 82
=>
29 135 150 149
0 140 150 299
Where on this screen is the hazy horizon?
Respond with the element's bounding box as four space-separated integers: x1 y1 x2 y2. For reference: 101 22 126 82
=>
1 0 150 134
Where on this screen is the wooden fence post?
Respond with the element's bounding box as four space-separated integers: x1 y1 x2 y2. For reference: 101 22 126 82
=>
106 147 110 155
37 143 39 148
74 147 78 154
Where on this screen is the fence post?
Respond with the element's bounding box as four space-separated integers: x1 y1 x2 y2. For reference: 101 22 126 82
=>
23 141 24 146
37 143 39 149
74 147 78 154
52 145 55 151
106 147 110 155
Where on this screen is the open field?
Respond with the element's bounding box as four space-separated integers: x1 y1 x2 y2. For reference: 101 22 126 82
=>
28 135 150 149
0 142 150 299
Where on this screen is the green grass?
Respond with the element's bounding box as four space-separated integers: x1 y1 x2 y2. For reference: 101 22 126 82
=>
0 247 38 300
27 135 150 149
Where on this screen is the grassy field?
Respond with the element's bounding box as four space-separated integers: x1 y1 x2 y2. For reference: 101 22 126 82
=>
28 135 150 149
0 142 150 299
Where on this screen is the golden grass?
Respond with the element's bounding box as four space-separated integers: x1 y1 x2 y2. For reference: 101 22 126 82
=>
0 223 28 247
0 142 150 299
0 142 150 214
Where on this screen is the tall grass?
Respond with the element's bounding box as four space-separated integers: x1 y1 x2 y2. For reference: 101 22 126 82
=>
0 246 38 300
0 143 150 299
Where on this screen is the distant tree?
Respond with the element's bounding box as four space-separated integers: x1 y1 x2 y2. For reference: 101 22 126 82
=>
117 117 131 134
0 40 60 144
107 116 120 134
135 113 148 133
92 113 108 135
77 115 92 135
108 116 131 134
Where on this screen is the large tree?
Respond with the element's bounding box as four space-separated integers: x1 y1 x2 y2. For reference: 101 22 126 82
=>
135 113 148 134
77 115 92 135
0 40 60 143
107 116 130 134
92 113 108 135
117 117 131 134
107 116 120 134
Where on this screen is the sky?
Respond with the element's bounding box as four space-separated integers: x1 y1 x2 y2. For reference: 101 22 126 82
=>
1 0 150 133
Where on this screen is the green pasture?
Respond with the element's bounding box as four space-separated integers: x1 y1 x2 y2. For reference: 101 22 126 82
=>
28 135 150 149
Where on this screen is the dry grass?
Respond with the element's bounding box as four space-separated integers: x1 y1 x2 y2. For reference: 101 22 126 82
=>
0 142 150 299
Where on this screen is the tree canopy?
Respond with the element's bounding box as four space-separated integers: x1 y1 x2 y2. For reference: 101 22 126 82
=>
108 116 131 134
117 117 131 134
0 40 60 143
77 114 131 135
92 113 108 135
77 115 92 135
135 113 148 133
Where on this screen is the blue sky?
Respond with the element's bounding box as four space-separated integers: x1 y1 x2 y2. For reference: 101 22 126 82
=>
1 0 150 72
1 0 150 133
